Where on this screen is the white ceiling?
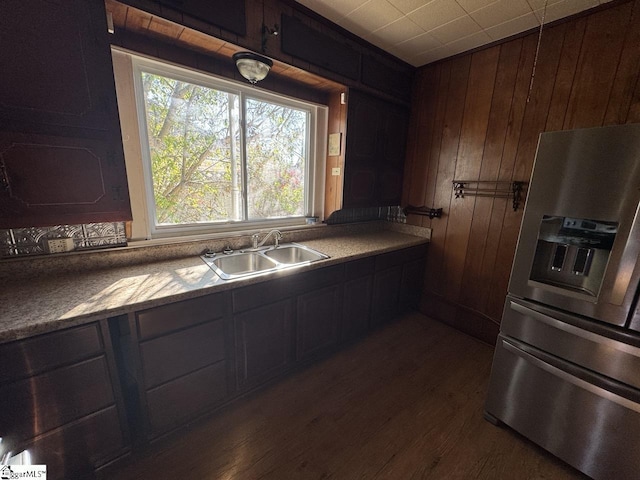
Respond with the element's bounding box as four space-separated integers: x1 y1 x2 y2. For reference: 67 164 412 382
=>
295 0 613 67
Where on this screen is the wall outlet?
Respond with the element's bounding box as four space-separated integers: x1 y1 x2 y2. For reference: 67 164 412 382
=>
46 238 75 253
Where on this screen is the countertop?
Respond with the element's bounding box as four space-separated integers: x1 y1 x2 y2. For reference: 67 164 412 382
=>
0 229 428 344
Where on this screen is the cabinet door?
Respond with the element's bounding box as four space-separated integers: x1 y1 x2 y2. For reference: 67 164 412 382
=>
341 275 372 343
0 132 130 228
234 299 294 390
0 0 119 131
399 260 425 313
0 0 132 228
343 90 409 208
371 266 402 328
296 285 342 361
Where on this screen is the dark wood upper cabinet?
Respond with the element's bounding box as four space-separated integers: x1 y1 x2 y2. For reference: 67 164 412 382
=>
361 55 413 103
0 0 131 228
155 0 246 36
0 0 119 131
281 15 360 81
343 89 409 208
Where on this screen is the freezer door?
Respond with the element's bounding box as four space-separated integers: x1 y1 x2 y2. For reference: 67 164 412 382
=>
501 295 640 389
509 123 640 326
486 336 640 480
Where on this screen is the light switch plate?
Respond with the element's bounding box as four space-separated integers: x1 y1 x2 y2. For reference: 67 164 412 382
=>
331 167 341 176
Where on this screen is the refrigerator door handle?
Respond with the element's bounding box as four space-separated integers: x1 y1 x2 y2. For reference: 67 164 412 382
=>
509 300 640 358
501 339 640 413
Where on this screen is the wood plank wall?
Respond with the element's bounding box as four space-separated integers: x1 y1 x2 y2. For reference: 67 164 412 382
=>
403 0 640 345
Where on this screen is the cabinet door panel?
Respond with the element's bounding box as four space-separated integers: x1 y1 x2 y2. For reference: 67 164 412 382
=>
0 356 115 445
281 15 360 80
399 260 425 313
234 299 294 389
371 266 402 328
0 132 131 228
0 324 103 383
341 275 372 343
140 320 226 389
157 0 246 35
146 361 227 437
343 90 408 208
296 285 342 361
136 292 229 340
26 406 126 480
0 0 118 131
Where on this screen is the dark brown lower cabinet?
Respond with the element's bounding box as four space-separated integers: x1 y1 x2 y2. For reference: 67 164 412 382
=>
372 245 428 328
371 265 403 328
234 298 295 390
399 259 426 313
341 257 375 343
0 322 129 480
296 285 342 361
146 362 228 435
126 292 232 441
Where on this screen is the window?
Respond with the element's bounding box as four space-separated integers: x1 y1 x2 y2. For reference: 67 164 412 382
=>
113 51 327 239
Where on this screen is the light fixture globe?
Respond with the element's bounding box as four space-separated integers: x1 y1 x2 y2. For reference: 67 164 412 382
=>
233 52 273 84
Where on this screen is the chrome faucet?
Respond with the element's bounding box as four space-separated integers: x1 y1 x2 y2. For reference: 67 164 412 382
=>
251 229 283 249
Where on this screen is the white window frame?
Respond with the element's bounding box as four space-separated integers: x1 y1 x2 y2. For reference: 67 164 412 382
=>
112 49 327 240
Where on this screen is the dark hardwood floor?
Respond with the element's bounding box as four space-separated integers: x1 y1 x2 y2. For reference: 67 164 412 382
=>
109 313 587 479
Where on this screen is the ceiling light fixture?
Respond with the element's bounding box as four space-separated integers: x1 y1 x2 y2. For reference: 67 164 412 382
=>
233 51 273 84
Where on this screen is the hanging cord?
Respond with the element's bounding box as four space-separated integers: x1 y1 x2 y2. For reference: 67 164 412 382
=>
527 0 549 103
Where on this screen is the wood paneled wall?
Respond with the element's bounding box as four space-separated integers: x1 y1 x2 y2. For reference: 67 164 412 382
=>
403 0 640 345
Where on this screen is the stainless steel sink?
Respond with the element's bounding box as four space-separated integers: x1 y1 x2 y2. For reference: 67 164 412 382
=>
263 244 328 264
201 242 328 280
207 252 278 280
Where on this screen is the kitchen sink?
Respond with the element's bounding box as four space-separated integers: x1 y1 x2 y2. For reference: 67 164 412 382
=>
208 252 278 280
201 243 328 280
263 244 328 264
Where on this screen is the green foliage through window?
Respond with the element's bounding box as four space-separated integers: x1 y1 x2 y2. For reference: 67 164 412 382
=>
140 70 308 226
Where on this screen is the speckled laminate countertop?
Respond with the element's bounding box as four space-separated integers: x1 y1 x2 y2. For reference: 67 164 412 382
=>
0 229 428 344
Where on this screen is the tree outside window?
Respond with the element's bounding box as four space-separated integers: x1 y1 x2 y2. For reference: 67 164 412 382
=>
140 70 308 227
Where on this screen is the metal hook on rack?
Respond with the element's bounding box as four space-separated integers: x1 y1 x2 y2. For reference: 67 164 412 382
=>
452 180 526 211
403 205 443 219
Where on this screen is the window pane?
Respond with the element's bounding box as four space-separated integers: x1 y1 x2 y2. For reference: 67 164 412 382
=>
140 72 242 225
245 98 307 219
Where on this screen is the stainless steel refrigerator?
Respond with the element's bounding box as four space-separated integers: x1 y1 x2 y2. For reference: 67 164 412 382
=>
485 123 640 480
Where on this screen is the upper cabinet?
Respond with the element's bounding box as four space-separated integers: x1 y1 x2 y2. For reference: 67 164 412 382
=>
281 15 360 81
0 0 131 228
125 0 247 36
343 89 409 208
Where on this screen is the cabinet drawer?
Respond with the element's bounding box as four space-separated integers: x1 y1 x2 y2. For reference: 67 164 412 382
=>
146 361 227 437
140 319 226 389
294 264 344 294
0 324 103 383
345 256 375 280
233 276 295 313
136 292 229 340
26 406 126 480
375 245 427 271
0 356 115 444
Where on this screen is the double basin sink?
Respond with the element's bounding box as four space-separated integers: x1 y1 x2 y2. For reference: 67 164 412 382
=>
201 243 329 280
